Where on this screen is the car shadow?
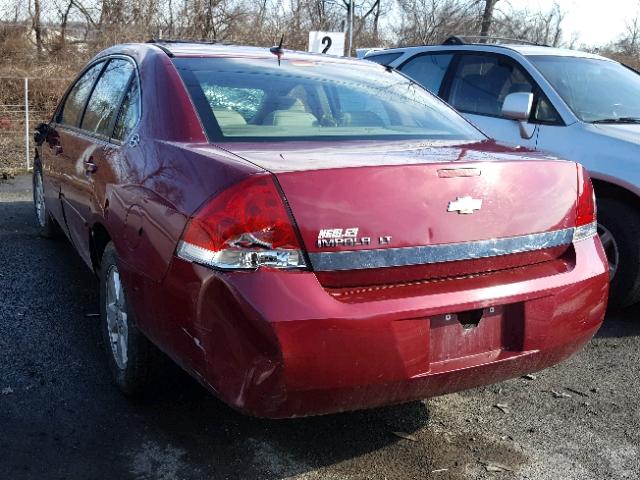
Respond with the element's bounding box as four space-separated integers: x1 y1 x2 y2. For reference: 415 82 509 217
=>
595 304 640 338
140 374 432 478
1 199 436 480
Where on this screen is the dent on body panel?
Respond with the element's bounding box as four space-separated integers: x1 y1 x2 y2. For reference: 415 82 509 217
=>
102 138 254 283
174 266 286 411
106 183 188 282
91 144 121 215
137 140 260 214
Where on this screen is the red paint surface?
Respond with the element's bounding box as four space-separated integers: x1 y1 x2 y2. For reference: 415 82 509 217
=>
37 43 609 418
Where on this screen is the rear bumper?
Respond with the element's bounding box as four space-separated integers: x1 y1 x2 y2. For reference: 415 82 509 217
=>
150 236 608 418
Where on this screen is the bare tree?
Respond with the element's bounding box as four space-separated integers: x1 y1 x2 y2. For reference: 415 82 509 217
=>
617 15 640 55
491 1 566 46
479 0 498 40
28 0 43 56
395 0 482 46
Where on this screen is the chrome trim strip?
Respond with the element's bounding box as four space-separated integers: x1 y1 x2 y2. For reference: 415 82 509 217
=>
309 228 575 272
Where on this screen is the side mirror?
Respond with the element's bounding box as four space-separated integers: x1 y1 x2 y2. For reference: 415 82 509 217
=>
502 92 533 120
34 122 50 146
501 92 535 139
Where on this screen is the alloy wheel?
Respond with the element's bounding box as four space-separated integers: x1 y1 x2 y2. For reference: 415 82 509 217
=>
106 266 129 370
598 222 620 280
34 171 46 227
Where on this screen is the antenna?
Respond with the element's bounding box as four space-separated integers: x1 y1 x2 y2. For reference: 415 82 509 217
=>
270 35 284 65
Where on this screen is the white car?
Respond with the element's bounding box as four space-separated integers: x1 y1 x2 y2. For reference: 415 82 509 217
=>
365 37 640 307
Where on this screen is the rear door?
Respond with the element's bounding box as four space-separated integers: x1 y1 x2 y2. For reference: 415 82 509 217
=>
397 52 455 95
60 57 136 265
442 53 539 147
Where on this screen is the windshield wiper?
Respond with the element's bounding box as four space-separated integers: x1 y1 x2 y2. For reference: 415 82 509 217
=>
591 117 640 124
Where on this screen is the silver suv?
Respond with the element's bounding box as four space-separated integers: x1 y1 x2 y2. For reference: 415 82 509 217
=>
366 36 640 307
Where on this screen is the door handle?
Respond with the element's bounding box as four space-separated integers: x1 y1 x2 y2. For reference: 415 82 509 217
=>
53 145 63 155
129 133 140 148
84 157 97 174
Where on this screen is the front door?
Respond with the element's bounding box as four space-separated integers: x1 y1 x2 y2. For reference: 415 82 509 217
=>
443 53 539 148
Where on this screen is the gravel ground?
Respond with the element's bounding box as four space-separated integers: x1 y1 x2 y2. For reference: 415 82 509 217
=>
1 174 639 480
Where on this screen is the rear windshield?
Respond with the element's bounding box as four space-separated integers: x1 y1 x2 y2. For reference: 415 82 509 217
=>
173 57 483 143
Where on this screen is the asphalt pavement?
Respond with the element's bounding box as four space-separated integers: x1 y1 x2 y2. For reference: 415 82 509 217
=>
1 174 639 480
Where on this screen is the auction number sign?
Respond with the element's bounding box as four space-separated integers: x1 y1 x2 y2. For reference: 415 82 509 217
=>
308 31 345 56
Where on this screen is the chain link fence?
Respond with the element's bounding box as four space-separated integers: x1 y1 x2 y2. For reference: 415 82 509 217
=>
0 77 70 172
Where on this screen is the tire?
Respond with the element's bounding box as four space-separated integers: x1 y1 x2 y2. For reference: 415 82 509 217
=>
597 197 640 308
32 166 61 238
99 242 158 397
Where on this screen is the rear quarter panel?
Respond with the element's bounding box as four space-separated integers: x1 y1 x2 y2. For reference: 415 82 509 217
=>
102 140 259 282
82 47 260 282
93 52 264 366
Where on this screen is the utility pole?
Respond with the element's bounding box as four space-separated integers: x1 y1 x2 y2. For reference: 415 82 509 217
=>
25 78 30 171
348 0 353 56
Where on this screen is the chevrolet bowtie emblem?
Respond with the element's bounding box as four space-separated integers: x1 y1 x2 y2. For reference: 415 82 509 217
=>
447 196 482 214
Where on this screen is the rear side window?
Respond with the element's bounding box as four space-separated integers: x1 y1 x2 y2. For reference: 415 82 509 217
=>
113 73 141 141
448 55 533 117
59 62 104 127
399 54 453 94
82 59 135 137
365 52 402 66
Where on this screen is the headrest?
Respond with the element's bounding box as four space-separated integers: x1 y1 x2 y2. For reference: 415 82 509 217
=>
272 97 306 111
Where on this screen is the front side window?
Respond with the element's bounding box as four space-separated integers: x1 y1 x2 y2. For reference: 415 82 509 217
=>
533 95 562 124
82 58 135 137
173 57 483 143
59 62 105 127
399 53 453 94
448 55 533 117
530 55 640 123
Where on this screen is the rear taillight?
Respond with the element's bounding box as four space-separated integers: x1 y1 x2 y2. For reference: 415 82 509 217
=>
176 175 307 270
573 165 597 242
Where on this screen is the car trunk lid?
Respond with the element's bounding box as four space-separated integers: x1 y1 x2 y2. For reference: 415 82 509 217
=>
217 141 578 287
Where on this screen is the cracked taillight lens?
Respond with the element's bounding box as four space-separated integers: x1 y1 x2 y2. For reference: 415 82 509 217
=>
176 175 307 270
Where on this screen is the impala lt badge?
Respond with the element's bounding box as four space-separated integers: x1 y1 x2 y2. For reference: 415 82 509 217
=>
317 227 392 248
448 196 482 214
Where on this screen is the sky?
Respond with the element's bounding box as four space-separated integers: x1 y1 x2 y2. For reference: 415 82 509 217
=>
528 0 640 46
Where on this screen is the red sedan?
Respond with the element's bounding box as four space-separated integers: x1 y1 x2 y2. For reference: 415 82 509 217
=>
33 41 608 418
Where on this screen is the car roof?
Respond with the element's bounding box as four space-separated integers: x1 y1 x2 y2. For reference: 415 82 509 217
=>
369 43 613 62
502 44 611 60
114 41 363 66
153 41 276 57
